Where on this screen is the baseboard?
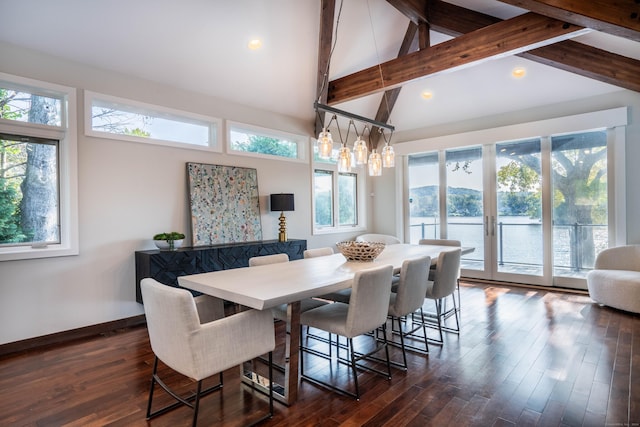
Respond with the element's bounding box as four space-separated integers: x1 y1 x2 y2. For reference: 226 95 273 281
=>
461 277 589 295
0 315 146 358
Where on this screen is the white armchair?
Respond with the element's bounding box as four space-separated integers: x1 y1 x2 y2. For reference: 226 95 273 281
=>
141 278 275 426
587 245 640 314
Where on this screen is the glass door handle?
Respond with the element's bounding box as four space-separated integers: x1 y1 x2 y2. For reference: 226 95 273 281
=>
485 216 489 236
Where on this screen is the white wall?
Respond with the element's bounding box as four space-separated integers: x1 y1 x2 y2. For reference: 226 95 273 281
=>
0 43 362 345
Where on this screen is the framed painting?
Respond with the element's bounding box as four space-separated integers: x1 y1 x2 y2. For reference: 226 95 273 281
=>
187 163 262 245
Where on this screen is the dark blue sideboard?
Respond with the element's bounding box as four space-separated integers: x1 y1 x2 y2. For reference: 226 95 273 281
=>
135 239 307 303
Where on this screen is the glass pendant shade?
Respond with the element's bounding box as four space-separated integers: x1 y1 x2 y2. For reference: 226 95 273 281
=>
353 136 368 165
382 143 395 168
368 149 382 176
317 128 333 159
337 145 352 172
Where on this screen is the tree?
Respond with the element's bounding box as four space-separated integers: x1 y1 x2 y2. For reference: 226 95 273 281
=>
500 133 607 267
19 95 59 242
497 160 541 218
551 139 607 267
232 135 297 158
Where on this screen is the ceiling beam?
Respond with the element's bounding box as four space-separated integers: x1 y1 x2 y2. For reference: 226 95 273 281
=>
497 0 640 42
315 0 335 136
426 0 640 93
386 0 429 24
522 41 640 92
327 12 586 104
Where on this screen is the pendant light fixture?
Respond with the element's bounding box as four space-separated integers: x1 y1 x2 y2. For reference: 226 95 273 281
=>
382 143 395 168
368 149 382 176
337 144 352 172
316 114 337 159
313 0 394 176
353 125 368 165
381 129 395 168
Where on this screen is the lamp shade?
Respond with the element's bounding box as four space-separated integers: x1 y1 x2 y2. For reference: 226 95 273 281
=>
270 193 295 212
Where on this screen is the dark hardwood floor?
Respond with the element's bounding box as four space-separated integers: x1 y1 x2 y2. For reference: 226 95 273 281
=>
1 282 638 426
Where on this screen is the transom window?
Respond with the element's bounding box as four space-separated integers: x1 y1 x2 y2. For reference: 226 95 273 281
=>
85 91 221 151
227 121 307 162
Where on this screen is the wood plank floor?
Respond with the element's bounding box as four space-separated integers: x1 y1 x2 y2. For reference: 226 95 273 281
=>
1 282 638 426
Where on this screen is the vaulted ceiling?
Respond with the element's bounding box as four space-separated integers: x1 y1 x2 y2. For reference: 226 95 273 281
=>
316 0 640 140
1 0 638 137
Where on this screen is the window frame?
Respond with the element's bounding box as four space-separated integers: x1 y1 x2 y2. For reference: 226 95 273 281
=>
85 91 222 152
312 141 366 235
226 121 308 162
0 72 78 261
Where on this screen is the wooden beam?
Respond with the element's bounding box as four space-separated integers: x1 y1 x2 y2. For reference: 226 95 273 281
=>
522 40 640 92
328 13 585 104
426 0 640 93
386 0 428 24
497 0 640 41
315 0 335 136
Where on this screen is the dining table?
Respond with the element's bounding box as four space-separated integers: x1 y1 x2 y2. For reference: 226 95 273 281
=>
178 243 474 405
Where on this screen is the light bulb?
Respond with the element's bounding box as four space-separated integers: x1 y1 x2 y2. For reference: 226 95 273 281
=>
337 145 352 172
353 136 368 165
382 144 395 168
368 150 382 176
317 128 333 159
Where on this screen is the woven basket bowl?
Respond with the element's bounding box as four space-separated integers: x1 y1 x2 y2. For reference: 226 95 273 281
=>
336 241 386 262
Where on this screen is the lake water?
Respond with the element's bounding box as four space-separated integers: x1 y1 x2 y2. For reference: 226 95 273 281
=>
409 216 607 274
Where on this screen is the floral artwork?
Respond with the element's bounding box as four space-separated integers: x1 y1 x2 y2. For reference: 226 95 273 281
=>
187 163 262 245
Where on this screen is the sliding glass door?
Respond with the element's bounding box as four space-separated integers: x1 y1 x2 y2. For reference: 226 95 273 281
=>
494 139 543 278
407 130 609 288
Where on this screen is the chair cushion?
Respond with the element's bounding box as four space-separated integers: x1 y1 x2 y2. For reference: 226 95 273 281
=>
300 303 351 337
317 289 351 304
271 298 328 321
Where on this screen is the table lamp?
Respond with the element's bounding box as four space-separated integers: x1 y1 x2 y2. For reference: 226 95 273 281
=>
270 193 294 242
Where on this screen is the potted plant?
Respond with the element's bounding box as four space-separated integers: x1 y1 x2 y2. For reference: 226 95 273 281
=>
153 232 185 251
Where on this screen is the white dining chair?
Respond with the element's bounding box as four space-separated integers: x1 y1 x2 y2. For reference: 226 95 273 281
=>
420 248 461 345
303 247 334 258
299 264 394 399
419 238 463 313
387 256 431 368
141 278 275 426
248 253 289 266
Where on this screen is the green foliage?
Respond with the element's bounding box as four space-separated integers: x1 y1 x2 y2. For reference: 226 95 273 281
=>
496 161 541 218
1 88 26 123
338 174 356 225
0 179 25 242
315 191 332 226
233 135 297 158
153 232 185 241
125 127 150 137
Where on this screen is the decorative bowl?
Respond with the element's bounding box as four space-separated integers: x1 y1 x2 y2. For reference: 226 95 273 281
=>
336 241 385 262
154 239 184 250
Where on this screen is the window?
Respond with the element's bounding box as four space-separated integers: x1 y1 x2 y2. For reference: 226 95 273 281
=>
0 72 78 261
227 121 307 162
312 143 365 233
85 91 221 151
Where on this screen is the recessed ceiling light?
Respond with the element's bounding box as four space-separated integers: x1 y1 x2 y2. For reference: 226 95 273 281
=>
248 39 262 50
421 91 433 100
512 67 526 78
